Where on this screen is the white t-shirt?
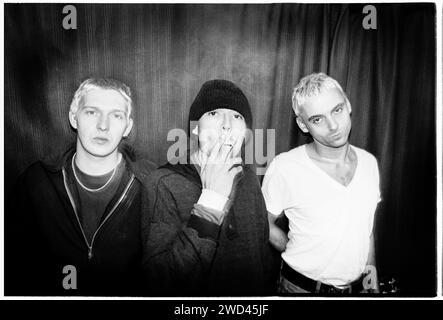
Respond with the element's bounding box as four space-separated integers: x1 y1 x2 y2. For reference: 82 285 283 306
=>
262 144 381 286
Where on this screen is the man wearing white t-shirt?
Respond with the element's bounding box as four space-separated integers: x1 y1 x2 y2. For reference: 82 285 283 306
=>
262 73 380 294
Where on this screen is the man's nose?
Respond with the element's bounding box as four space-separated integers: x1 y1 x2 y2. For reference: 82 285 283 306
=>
97 114 109 131
326 117 338 131
222 113 231 131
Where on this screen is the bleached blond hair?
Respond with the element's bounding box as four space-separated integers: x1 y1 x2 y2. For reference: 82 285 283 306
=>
69 77 133 119
292 73 351 116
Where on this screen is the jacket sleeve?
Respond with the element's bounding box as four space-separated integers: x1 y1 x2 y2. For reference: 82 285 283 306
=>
141 177 222 295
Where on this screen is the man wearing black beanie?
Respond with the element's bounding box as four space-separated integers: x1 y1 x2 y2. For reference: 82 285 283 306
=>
142 79 274 296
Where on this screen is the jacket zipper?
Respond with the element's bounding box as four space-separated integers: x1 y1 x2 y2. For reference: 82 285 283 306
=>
62 169 135 260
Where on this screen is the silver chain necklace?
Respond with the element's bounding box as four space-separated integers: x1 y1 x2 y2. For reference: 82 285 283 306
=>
72 153 120 192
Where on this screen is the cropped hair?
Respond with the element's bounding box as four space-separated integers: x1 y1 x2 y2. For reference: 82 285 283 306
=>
292 73 351 116
69 77 133 118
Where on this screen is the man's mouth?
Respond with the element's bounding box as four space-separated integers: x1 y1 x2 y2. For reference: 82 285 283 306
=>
220 140 236 149
220 134 236 147
330 131 342 139
93 137 109 144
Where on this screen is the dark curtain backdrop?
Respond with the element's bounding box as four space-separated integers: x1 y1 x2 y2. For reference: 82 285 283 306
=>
4 4 436 295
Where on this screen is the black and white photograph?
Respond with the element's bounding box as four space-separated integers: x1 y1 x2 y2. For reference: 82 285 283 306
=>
2 1 437 301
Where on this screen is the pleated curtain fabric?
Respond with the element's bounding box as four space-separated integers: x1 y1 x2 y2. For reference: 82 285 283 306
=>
4 3 436 295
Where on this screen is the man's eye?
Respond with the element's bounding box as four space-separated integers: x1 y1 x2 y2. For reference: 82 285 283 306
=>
234 114 244 120
312 118 322 124
334 107 343 113
114 113 124 119
85 110 96 115
207 111 218 116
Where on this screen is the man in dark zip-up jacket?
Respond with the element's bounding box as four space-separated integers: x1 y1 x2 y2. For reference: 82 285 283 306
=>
142 80 276 296
5 78 156 296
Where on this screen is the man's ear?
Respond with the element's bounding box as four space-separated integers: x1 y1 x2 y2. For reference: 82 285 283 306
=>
191 124 199 136
296 116 309 133
123 118 134 137
346 100 352 114
69 111 78 129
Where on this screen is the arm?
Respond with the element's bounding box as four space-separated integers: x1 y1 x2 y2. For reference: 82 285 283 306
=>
141 142 243 295
367 233 376 266
363 157 381 293
364 158 381 293
261 157 290 254
268 211 288 252
141 178 222 295
363 233 379 293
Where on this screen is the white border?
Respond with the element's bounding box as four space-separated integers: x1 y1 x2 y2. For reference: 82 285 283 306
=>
0 0 441 301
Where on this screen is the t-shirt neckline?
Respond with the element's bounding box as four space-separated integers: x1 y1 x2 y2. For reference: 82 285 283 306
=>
302 144 360 189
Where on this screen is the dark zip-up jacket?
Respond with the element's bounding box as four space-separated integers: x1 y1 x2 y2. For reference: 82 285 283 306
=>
5 147 156 296
142 160 276 296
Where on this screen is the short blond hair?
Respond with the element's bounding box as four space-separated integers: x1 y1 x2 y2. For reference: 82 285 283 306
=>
69 78 133 118
292 73 351 116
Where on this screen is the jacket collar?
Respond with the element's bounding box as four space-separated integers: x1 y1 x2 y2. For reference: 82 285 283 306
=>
40 143 156 182
160 155 202 187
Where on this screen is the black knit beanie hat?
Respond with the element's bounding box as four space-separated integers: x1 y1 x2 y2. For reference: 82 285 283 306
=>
188 79 253 129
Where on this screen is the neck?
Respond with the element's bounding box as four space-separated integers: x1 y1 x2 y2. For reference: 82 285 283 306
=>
310 141 350 163
75 147 121 176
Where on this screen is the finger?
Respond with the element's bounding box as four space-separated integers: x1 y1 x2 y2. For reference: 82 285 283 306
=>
228 161 243 173
232 135 244 156
220 144 234 163
226 157 242 167
199 152 209 172
231 157 242 165
207 140 222 164
229 165 243 177
199 150 209 167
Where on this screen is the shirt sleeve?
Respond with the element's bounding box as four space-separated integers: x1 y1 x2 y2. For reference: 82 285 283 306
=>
261 157 287 216
373 156 382 203
197 188 230 212
192 203 226 225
